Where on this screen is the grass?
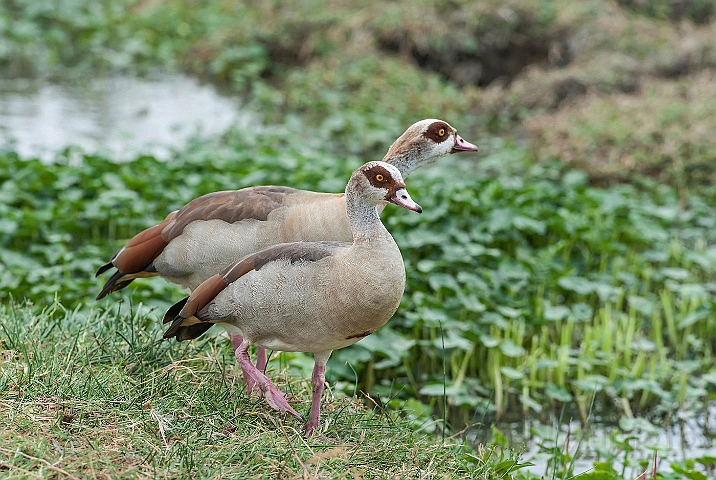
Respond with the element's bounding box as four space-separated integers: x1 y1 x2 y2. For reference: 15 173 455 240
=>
0 300 527 479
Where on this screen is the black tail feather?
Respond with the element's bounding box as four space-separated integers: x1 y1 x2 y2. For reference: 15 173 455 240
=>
95 261 114 277
162 297 188 324
180 323 214 341
173 323 215 342
162 298 215 342
163 315 187 340
163 297 190 339
96 270 134 300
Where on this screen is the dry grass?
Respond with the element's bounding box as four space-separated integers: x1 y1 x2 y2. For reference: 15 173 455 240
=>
525 69 716 185
465 1 716 185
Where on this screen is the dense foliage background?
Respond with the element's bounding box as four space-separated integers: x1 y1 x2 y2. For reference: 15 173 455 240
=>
2 0 716 477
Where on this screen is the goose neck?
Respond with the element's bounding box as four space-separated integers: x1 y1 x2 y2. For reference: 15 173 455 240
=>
384 148 438 178
345 192 388 241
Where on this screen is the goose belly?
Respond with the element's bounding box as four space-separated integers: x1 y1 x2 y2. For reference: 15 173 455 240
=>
203 254 405 353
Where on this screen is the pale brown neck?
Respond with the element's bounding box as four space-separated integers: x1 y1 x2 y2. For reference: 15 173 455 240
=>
383 146 440 178
345 191 389 243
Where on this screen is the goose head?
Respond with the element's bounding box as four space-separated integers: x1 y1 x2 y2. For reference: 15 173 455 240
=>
383 119 478 177
348 161 422 213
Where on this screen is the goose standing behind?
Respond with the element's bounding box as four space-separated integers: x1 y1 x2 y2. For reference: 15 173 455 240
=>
96 119 476 298
162 161 421 436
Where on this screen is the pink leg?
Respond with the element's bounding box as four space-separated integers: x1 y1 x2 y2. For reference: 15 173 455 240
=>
304 351 332 436
229 333 259 395
228 334 266 394
232 336 302 420
256 347 268 371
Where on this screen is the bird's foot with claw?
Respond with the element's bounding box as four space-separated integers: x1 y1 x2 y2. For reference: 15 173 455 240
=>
303 421 319 437
260 380 302 420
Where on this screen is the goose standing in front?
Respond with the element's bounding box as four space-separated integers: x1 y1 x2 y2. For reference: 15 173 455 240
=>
162 162 421 436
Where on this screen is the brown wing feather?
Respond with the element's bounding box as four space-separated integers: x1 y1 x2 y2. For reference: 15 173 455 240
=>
96 186 297 298
179 268 240 320
162 259 255 340
95 213 175 299
104 186 298 277
161 186 300 242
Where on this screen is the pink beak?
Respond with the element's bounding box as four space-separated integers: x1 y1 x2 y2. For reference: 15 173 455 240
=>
390 187 422 213
451 134 478 153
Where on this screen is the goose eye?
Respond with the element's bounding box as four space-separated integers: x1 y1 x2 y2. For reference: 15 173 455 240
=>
438 128 445 137
375 174 384 182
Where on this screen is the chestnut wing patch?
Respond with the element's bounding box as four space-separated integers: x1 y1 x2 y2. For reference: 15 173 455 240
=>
162 186 300 242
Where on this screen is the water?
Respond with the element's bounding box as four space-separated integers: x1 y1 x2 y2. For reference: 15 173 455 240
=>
468 404 716 477
0 75 250 161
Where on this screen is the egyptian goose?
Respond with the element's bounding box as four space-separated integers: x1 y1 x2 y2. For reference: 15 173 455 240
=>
162 161 421 435
95 119 476 298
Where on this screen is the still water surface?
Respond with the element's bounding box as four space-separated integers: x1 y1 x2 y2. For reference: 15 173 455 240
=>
0 75 248 161
471 404 715 476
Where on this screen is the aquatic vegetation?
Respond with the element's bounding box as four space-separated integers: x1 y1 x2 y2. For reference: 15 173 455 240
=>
2 135 714 441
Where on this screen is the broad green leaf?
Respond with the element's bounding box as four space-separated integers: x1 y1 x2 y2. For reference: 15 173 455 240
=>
500 366 524 379
479 334 500 349
544 305 570 321
544 384 572 402
557 276 595 295
499 340 525 358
